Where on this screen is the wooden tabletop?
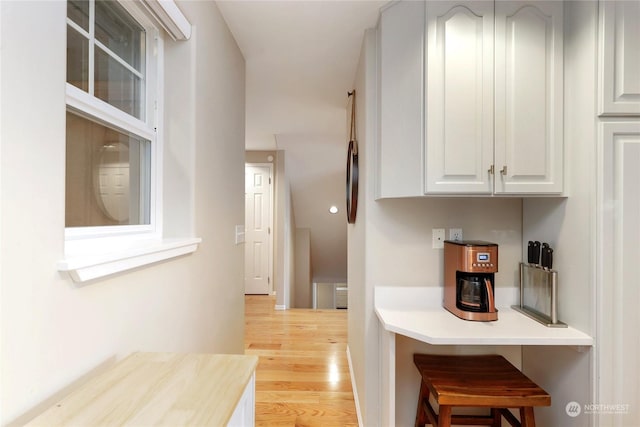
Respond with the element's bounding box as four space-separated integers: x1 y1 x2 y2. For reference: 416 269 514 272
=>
25 352 258 426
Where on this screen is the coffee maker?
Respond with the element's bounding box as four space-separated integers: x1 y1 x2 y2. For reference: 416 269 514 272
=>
444 240 498 321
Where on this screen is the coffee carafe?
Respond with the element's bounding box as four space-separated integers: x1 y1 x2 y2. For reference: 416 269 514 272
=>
444 240 498 321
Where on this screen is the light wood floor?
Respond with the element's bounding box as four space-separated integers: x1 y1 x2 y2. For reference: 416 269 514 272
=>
244 295 358 427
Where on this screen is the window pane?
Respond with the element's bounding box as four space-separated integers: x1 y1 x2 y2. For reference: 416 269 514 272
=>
95 0 144 71
68 0 89 32
67 26 89 91
66 111 151 227
95 46 143 118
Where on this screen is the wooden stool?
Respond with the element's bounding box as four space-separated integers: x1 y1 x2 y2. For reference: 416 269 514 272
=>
414 354 550 427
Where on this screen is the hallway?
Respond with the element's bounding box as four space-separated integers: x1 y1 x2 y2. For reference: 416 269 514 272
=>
244 295 358 426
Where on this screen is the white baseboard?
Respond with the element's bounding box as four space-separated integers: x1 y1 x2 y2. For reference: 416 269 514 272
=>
346 345 363 427
274 304 286 311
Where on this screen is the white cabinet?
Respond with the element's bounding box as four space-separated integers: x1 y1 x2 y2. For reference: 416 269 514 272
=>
494 1 564 194
377 1 564 197
599 1 640 116
596 6 640 423
377 0 425 198
597 121 640 426
424 1 495 194
227 372 256 426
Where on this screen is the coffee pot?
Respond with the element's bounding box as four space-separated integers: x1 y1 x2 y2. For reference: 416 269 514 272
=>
444 240 498 321
457 276 496 313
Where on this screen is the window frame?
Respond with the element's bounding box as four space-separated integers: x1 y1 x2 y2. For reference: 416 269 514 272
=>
64 0 163 244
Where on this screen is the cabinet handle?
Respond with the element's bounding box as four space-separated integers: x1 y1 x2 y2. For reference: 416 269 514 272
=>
500 166 508 176
488 165 494 175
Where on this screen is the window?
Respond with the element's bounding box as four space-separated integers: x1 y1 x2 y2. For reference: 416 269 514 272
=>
66 0 158 235
61 0 198 282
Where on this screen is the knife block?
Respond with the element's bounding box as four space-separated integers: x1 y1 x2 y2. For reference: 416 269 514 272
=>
512 263 567 327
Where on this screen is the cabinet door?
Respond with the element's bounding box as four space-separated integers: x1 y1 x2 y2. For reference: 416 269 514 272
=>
599 1 640 116
597 121 640 426
425 1 494 194
494 2 564 194
227 373 255 426
377 1 425 198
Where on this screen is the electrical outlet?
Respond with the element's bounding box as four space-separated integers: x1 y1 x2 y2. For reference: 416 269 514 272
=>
449 228 463 241
432 228 445 249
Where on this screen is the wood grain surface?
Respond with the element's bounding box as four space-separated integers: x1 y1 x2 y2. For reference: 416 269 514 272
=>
245 295 358 427
25 353 258 426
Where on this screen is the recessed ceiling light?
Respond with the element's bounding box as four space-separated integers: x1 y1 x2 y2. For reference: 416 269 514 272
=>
329 206 339 214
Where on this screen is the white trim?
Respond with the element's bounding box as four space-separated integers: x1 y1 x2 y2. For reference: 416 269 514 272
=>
66 84 155 140
58 237 201 283
274 305 286 311
138 0 191 41
94 40 145 79
66 225 156 240
89 0 95 95
378 328 396 427
67 18 89 39
312 282 317 309
346 346 363 427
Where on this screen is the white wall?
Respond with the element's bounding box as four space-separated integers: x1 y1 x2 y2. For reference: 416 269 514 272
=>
348 29 375 427
284 185 296 309
294 228 312 308
522 3 598 426
0 1 246 424
349 28 524 426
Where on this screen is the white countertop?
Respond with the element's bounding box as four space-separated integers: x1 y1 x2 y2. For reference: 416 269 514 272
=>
375 286 593 346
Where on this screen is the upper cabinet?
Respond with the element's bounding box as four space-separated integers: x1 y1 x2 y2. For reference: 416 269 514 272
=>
424 1 495 194
599 0 640 116
494 2 564 194
377 1 564 198
377 1 425 198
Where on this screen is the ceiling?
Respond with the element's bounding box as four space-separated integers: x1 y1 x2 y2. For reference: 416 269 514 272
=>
217 0 386 282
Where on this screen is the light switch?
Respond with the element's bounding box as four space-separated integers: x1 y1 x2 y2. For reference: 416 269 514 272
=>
235 225 245 244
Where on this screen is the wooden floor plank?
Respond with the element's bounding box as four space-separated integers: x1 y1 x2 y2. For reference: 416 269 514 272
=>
245 295 358 426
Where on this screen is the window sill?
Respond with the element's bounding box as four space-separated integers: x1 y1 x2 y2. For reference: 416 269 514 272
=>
58 237 202 283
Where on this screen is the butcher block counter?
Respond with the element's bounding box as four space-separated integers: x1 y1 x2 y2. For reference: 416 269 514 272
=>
25 352 258 427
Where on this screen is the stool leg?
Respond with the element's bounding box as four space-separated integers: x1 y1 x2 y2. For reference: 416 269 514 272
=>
520 407 536 427
415 381 429 427
438 406 452 427
490 408 501 427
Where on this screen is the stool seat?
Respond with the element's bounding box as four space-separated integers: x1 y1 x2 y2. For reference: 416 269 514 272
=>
414 354 550 427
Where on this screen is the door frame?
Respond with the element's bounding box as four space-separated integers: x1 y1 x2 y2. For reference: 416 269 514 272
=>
245 162 275 295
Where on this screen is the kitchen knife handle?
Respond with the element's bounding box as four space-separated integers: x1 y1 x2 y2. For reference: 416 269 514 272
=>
547 248 553 269
533 241 541 265
527 241 534 264
541 248 549 268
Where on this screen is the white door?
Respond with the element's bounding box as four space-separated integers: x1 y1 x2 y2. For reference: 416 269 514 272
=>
245 164 273 295
599 0 640 115
598 122 640 426
425 1 495 194
494 1 564 194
